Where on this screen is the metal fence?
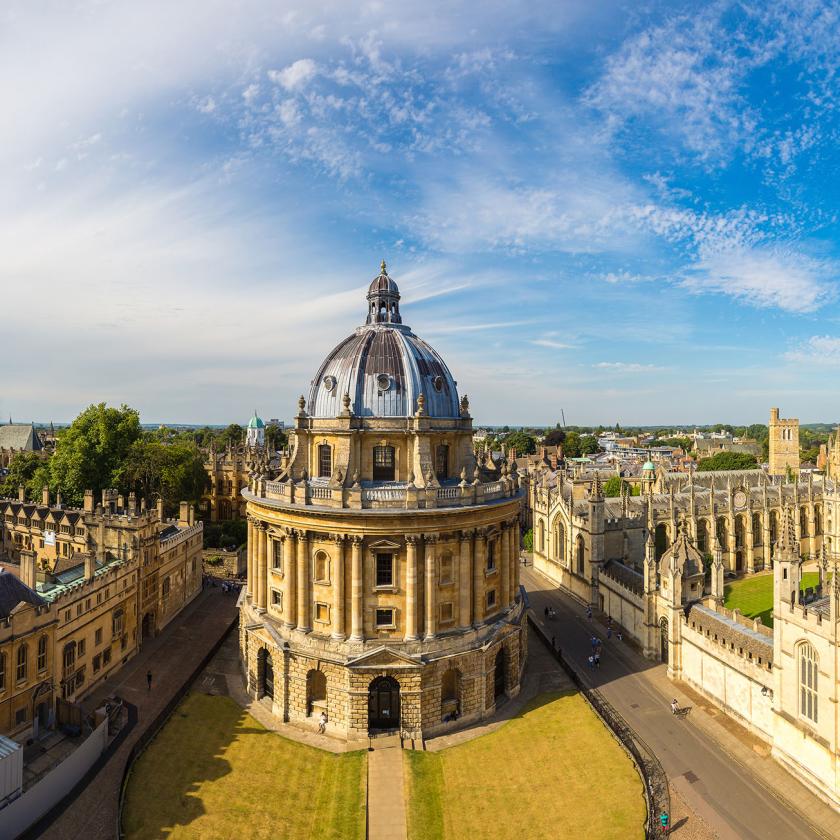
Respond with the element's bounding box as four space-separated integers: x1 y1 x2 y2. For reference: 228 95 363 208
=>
527 614 670 839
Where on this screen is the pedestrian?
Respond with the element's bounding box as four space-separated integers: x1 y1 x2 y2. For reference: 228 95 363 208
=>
587 655 594 670
146 670 153 692
660 811 670 834
594 653 600 669
671 698 679 715
544 606 549 618
591 636 597 650
586 606 592 620
617 630 623 642
607 627 612 640
551 636 556 649
607 616 612 628
318 711 328 734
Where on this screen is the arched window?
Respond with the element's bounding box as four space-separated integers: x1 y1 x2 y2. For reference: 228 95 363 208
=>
63 641 76 672
798 642 818 724
318 444 332 478
716 517 727 548
655 523 669 560
314 551 330 583
734 516 745 549
576 535 585 575
538 521 545 553
37 635 47 672
307 669 327 715
752 513 762 546
373 445 396 481
800 507 809 537
16 644 27 682
696 519 708 553
814 506 822 536
435 445 449 480
769 510 779 545
554 521 565 563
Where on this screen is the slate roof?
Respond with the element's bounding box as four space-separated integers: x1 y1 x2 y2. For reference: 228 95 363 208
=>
0 569 46 619
0 424 42 452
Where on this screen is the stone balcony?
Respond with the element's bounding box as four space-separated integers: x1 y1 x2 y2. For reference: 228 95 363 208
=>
248 474 521 512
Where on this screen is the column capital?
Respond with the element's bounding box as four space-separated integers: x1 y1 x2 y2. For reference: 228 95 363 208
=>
350 534 364 546
332 533 347 544
422 533 439 544
406 534 421 546
460 529 475 542
500 520 510 531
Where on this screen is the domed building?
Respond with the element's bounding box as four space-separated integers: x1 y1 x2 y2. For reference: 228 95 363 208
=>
240 262 525 739
246 410 265 449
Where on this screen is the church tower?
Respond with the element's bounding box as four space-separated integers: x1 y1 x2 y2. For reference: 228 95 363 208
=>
768 407 799 478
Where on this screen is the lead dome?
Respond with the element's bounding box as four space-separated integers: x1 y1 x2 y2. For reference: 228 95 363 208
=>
307 262 460 419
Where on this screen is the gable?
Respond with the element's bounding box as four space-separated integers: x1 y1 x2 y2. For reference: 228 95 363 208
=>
346 646 422 671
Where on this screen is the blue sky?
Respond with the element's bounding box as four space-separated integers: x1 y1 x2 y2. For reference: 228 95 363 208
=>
2 0 840 427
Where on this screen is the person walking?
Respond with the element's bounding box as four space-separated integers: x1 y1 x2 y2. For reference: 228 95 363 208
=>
594 653 600 669
586 606 592 620
607 627 612 640
588 655 594 670
318 711 328 734
671 698 679 715
544 606 549 618
660 812 670 834
146 670 153 692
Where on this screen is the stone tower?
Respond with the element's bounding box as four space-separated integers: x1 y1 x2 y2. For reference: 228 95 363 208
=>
768 407 799 478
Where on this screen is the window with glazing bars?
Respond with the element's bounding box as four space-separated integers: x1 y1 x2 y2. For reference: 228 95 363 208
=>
373 445 395 481
318 444 332 478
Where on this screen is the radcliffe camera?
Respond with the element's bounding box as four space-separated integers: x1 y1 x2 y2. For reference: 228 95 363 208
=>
1 3 839 840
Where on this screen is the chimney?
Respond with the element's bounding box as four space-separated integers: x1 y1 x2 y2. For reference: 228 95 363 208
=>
140 496 147 512
156 497 164 522
128 491 137 515
97 520 107 564
84 489 94 513
56 491 62 508
41 486 49 507
85 551 96 582
18 485 24 502
117 494 124 512
20 549 36 589
179 501 190 527
188 504 195 526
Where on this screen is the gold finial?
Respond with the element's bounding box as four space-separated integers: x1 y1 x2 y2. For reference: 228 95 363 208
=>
380 259 387 274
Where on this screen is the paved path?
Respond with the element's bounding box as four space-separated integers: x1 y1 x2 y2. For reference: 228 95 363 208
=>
367 738 406 840
524 565 839 840
37 587 238 840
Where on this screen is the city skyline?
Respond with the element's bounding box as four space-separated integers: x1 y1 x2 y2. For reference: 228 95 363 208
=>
3 1 840 425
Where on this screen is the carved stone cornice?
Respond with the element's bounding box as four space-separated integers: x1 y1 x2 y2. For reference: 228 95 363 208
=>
405 534 420 546
460 529 475 542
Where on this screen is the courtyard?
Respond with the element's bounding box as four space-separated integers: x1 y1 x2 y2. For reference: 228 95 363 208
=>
404 690 646 840
122 692 367 840
724 569 823 627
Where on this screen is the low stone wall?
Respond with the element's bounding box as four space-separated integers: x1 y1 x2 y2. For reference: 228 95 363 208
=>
679 606 774 742
202 546 246 578
598 564 645 644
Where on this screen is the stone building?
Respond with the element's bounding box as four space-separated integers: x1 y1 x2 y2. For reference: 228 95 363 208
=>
0 422 44 468
0 489 203 739
768 406 799 477
240 263 525 739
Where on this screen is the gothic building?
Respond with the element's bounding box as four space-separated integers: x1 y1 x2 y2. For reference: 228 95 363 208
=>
239 263 525 739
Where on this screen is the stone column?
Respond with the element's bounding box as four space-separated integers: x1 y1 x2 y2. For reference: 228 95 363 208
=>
405 535 420 641
350 536 364 641
297 530 311 632
513 519 521 597
424 534 437 640
500 522 510 609
283 529 297 629
473 529 486 628
458 530 473 630
246 517 254 599
763 520 772 569
332 534 346 640
256 523 267 611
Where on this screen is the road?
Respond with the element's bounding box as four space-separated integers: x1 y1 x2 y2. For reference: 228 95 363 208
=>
523 565 824 840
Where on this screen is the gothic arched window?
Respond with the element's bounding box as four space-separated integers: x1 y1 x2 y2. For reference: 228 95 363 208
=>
799 642 818 724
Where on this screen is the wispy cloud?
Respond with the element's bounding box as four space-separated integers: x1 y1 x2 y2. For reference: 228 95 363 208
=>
594 362 669 373
784 336 840 367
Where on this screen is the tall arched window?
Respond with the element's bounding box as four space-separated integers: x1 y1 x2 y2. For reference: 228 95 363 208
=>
373 445 396 481
554 521 565 564
16 644 27 682
37 635 47 672
314 551 330 583
752 513 762 546
576 535 585 575
318 444 332 478
696 519 708 552
799 642 818 724
800 507 809 537
538 521 545 553
814 506 822 536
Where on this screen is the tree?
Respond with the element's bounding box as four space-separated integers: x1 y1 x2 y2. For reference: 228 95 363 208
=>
563 432 582 458
602 476 622 497
696 451 758 472
523 529 534 552
265 422 287 452
542 428 565 447
503 430 536 456
49 404 142 506
0 452 51 501
118 439 209 516
216 423 245 449
580 436 600 455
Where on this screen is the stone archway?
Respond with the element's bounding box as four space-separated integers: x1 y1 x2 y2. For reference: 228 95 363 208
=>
307 669 327 716
368 676 400 731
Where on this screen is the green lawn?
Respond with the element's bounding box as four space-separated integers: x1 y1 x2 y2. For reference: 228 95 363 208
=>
724 570 823 628
122 693 366 840
405 691 645 840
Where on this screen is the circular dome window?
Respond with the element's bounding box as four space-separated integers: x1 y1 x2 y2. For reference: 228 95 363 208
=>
323 375 336 392
377 374 391 391
433 375 444 392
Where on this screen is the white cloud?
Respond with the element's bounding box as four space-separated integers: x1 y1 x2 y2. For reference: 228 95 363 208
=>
784 336 840 367
268 58 318 91
531 338 574 350
681 247 837 314
594 362 668 373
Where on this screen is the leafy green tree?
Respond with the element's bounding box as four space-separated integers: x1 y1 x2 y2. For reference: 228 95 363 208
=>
580 436 600 455
49 404 142 506
563 432 582 458
503 430 536 456
265 422 287 452
216 423 245 449
602 476 622 497
523 529 534 552
542 428 565 447
0 452 52 501
696 451 758 472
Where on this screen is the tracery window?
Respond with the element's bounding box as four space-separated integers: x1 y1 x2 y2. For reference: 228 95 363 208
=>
799 642 818 724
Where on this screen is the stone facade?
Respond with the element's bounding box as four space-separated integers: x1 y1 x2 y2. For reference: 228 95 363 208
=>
239 265 525 739
0 489 203 740
768 406 800 477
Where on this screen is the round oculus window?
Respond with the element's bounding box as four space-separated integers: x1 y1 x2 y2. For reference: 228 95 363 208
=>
433 375 444 392
323 375 336 392
377 374 391 391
